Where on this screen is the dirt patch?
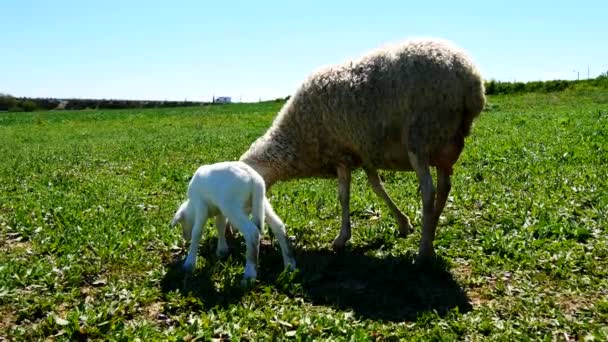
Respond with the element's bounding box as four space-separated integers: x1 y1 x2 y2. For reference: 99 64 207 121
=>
142 302 172 326
0 309 16 330
79 285 102 306
558 295 594 315
144 302 164 319
0 232 33 255
452 261 495 307
467 289 491 307
54 303 70 320
453 261 473 279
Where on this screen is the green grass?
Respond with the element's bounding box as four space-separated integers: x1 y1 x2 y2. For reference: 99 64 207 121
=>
1 91 607 340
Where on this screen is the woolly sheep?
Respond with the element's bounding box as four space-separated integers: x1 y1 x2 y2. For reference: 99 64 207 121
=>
240 37 486 261
170 161 296 283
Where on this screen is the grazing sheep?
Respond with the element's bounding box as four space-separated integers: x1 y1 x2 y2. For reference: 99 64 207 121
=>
170 161 296 283
240 37 485 261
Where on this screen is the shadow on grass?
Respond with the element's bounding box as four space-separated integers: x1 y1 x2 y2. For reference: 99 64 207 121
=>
160 237 472 322
286 241 472 322
159 236 248 310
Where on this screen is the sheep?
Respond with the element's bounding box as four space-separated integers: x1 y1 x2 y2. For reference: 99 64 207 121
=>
239 37 486 262
170 161 296 283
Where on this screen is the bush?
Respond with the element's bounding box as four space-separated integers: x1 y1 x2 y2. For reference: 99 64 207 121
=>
20 100 38 112
0 94 17 111
484 75 608 95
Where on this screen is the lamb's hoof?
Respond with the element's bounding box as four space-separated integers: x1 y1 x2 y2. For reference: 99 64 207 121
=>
182 271 194 288
285 259 297 272
240 277 256 288
216 247 230 260
182 261 194 273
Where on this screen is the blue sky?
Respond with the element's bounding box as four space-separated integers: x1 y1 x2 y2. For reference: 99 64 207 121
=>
1 0 607 102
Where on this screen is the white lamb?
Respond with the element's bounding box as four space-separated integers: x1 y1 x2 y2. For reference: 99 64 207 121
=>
170 161 296 282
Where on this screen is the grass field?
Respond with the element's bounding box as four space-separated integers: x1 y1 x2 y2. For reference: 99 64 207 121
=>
1 89 607 340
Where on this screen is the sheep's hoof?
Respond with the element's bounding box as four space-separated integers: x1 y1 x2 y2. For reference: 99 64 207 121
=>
331 238 347 252
331 228 351 251
398 227 413 237
415 252 437 267
397 218 414 237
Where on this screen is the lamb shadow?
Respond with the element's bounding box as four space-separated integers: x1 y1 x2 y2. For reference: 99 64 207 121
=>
160 237 248 310
269 240 473 322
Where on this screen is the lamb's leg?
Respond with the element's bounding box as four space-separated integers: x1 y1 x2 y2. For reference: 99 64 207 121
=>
332 164 352 250
408 151 437 261
365 168 414 236
223 209 261 283
183 206 208 272
215 215 230 259
433 168 452 227
264 198 296 270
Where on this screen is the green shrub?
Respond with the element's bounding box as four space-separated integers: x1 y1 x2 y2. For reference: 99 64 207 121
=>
485 75 608 95
0 93 17 111
20 99 38 112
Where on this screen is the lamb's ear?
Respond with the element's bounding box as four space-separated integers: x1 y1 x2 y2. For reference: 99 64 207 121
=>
170 205 185 228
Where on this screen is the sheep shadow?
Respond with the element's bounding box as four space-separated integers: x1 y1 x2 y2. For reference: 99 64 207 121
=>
282 243 472 322
160 237 472 321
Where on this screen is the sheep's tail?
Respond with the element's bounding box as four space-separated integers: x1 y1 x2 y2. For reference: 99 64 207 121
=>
250 176 266 232
461 77 486 137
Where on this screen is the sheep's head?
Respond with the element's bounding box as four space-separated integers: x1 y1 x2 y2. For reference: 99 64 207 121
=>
249 162 279 188
240 153 278 189
170 201 193 241
239 129 297 188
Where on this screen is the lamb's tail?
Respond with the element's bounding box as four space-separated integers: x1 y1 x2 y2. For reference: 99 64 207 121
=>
461 77 486 137
250 177 266 232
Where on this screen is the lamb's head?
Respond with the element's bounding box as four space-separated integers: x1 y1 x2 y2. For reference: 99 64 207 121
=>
170 200 194 241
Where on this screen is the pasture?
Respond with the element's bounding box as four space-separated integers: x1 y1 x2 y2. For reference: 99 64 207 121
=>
1 89 607 340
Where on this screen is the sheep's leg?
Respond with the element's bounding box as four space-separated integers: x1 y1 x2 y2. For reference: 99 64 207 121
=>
433 168 452 227
264 198 296 270
332 165 352 251
183 206 208 272
365 168 414 236
215 215 230 259
408 151 437 261
222 209 261 283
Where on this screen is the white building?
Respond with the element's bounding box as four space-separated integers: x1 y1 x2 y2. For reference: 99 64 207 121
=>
214 96 232 104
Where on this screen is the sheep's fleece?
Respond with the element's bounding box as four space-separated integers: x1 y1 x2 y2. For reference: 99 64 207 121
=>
241 37 486 260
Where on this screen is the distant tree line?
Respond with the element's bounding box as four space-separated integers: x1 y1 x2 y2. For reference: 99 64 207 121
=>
2 75 607 112
484 72 608 95
0 95 211 112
